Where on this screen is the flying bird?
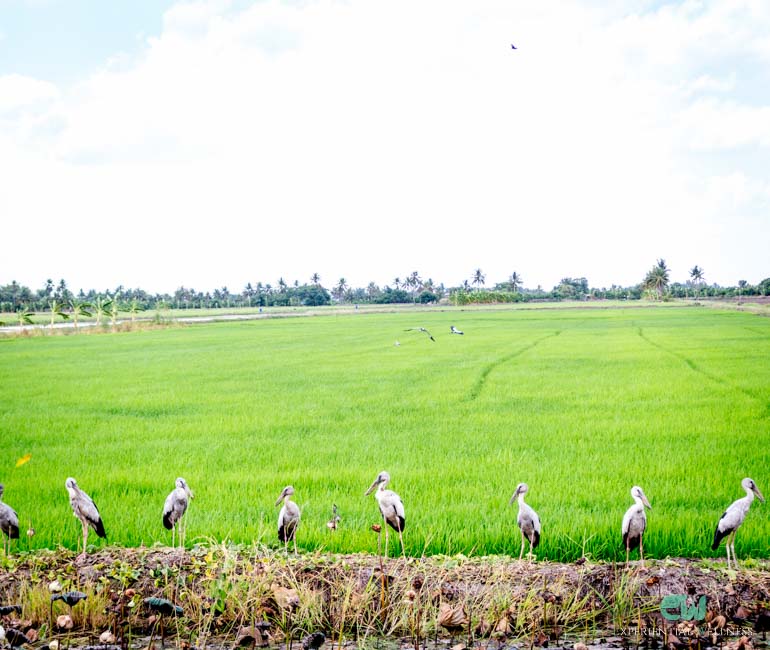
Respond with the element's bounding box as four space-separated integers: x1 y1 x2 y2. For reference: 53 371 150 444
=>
163 477 194 549
405 327 435 342
510 483 540 561
511 44 517 50
365 471 406 558
712 477 764 570
276 485 300 553
450 326 464 335
622 486 652 566
0 484 20 556
65 477 106 559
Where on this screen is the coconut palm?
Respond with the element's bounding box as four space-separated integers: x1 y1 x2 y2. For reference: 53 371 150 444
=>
644 259 670 300
689 265 705 299
333 278 348 302
510 271 523 292
472 268 486 291
311 273 321 286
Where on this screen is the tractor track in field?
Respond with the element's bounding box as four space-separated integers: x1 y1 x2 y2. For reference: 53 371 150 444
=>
635 328 769 416
466 330 562 401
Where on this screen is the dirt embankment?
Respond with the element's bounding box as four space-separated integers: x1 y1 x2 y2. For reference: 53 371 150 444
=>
1 548 769 648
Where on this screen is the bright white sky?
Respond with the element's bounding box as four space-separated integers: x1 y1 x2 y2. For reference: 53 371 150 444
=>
1 0 769 295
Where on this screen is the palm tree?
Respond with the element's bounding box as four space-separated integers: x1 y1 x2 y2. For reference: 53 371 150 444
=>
311 273 321 286
68 298 92 330
689 265 705 299
510 271 523 292
472 268 485 291
393 277 401 290
333 278 348 302
644 259 670 300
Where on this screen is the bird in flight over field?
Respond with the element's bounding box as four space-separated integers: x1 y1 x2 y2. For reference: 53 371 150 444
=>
405 327 435 342
450 326 464 335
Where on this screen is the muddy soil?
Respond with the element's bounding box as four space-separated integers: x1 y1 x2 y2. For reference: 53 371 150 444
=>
1 549 768 650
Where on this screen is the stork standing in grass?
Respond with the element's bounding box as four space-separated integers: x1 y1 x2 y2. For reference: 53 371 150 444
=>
0 484 19 555
622 486 652 566
65 477 106 559
163 478 194 548
365 471 406 558
510 482 540 562
712 477 764 570
276 485 300 553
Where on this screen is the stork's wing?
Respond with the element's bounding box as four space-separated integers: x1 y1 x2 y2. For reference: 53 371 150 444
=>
77 492 107 538
0 503 20 539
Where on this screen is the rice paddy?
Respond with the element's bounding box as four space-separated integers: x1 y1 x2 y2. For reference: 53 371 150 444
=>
1 305 768 561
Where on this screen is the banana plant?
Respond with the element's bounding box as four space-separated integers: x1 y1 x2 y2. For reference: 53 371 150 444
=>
127 298 144 324
92 296 113 326
109 296 121 331
68 299 92 330
48 299 70 330
16 307 34 326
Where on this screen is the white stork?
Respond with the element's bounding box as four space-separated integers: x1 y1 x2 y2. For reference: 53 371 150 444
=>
365 471 406 558
65 477 106 559
510 482 541 561
712 477 764 569
276 485 300 553
0 484 20 555
163 478 194 548
621 486 652 566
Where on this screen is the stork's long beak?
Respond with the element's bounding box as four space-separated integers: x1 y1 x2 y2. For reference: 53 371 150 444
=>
275 489 287 507
364 478 380 496
754 486 765 503
186 487 195 500
509 486 521 505
643 495 652 510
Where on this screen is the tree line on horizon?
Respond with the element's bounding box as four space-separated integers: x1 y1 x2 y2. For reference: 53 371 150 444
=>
1 264 769 319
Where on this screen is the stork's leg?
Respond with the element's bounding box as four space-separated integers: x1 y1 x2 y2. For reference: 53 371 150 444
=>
398 527 405 559
640 536 645 568
519 531 526 561
730 532 738 570
384 524 390 560
79 520 89 559
293 532 298 555
625 541 630 566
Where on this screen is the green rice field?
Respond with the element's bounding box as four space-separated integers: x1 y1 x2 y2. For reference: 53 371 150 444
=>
1 305 768 561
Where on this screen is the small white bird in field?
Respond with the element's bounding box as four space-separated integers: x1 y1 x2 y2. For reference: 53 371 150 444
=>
365 471 406 558
450 325 464 335
621 486 652 566
712 477 764 570
510 482 540 561
276 485 300 553
163 477 194 548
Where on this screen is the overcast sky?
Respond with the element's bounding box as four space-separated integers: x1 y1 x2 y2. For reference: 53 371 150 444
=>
1 0 768 295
